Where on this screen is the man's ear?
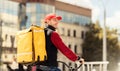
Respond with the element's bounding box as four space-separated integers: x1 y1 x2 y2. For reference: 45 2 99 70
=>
46 20 50 24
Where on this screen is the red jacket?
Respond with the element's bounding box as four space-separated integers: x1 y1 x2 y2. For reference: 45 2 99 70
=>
51 31 78 61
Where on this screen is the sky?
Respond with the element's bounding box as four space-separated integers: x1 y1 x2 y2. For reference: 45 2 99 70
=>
58 0 120 31
92 0 120 30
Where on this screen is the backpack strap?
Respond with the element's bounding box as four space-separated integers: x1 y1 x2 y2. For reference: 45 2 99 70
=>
45 28 53 36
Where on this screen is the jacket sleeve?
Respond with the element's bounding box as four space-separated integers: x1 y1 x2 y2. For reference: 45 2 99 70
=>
51 32 78 61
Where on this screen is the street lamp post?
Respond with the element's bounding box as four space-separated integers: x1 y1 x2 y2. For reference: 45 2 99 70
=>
103 5 107 62
103 6 107 71
99 0 108 71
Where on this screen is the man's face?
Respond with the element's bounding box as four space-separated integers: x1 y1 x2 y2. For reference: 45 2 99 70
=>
47 18 59 29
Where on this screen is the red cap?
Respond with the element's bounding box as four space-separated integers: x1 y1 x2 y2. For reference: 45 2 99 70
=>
44 13 62 23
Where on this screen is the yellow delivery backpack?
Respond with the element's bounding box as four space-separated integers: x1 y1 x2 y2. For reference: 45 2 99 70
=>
16 25 47 64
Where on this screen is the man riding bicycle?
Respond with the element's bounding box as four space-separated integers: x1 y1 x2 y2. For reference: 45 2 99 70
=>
33 13 84 71
14 13 84 71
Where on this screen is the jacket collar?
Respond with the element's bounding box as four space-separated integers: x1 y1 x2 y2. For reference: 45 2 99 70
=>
47 25 56 31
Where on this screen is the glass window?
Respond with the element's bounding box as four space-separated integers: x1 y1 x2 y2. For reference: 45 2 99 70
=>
74 63 77 68
62 64 66 71
56 10 91 25
5 34 8 41
27 3 31 7
36 3 41 13
67 29 70 36
81 31 84 39
2 1 18 16
5 55 7 58
26 15 31 28
26 21 31 28
36 14 41 21
60 28 65 35
26 3 54 28
36 15 41 26
73 30 76 37
68 44 71 49
20 16 27 30
74 45 77 54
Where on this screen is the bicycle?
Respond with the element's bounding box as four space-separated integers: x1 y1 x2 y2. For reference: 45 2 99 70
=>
6 61 82 71
57 61 82 71
30 61 82 71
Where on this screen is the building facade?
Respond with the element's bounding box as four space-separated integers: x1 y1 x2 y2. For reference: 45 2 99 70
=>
0 0 19 62
57 22 88 70
0 0 91 70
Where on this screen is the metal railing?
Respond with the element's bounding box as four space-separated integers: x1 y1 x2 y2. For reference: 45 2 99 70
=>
59 61 109 71
77 61 109 71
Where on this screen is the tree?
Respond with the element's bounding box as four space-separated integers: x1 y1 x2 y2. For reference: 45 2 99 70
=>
83 21 103 61
83 21 120 71
0 19 3 65
107 29 120 71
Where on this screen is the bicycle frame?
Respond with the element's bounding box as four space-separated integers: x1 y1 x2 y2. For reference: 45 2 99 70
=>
57 61 82 71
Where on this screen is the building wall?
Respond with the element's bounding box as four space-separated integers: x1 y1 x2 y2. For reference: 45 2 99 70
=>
55 1 91 17
0 0 90 70
11 0 55 5
25 2 91 27
57 22 88 70
0 1 19 65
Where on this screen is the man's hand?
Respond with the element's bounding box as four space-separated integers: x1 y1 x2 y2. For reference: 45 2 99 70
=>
79 58 84 64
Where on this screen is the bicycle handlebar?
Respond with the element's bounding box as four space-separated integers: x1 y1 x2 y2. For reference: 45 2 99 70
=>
57 61 82 71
